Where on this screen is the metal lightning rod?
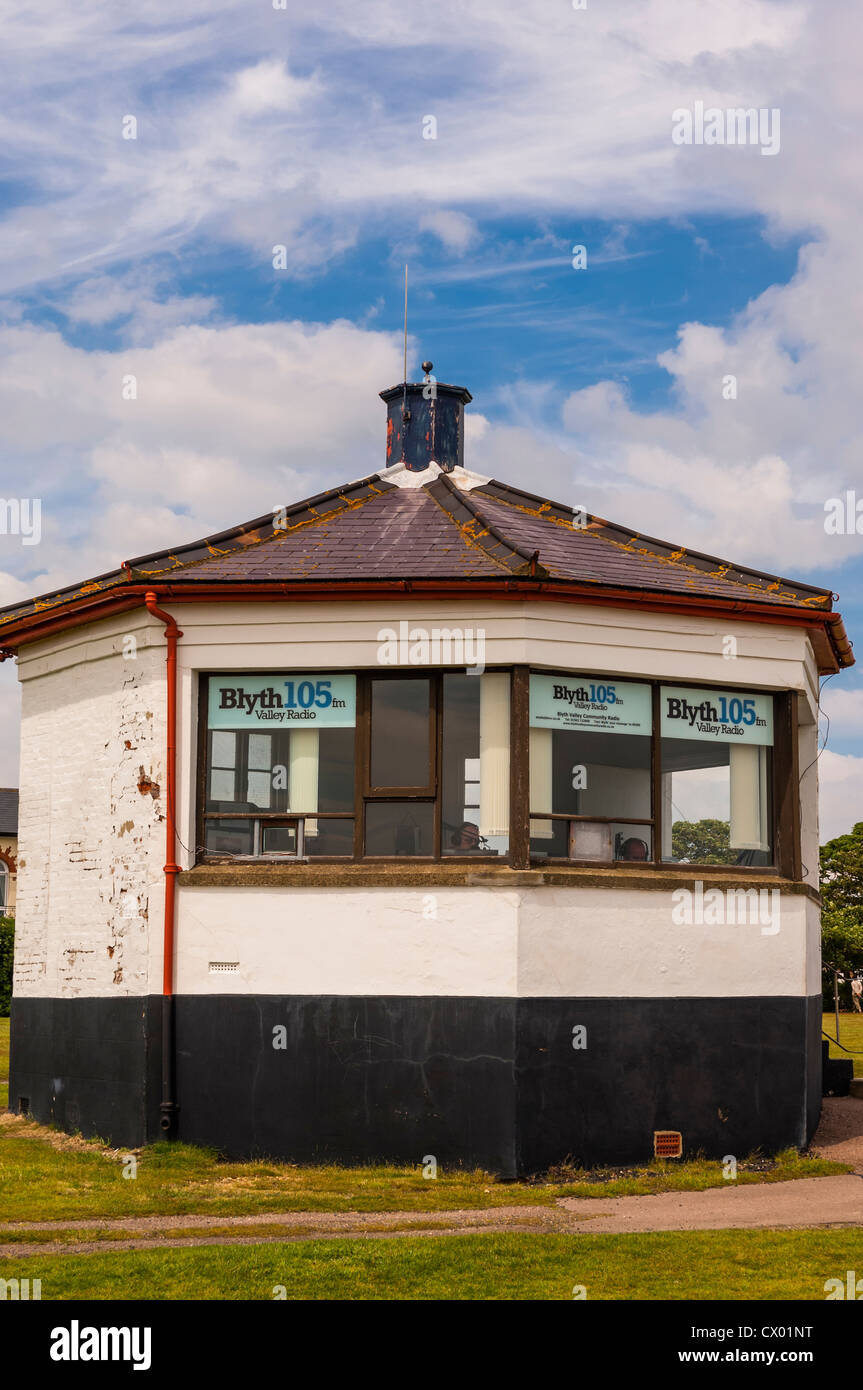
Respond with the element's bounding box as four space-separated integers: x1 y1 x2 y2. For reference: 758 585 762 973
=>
402 264 409 420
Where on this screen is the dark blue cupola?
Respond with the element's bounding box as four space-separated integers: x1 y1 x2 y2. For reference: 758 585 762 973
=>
380 362 472 472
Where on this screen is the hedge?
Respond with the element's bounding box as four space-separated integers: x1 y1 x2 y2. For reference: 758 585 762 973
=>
0 916 13 1017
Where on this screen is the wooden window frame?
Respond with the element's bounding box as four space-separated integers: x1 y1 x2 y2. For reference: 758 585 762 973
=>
199 669 514 866
196 670 802 879
364 672 438 798
526 673 786 876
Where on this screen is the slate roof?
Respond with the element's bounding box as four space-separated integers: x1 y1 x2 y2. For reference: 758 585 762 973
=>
0 465 852 667
0 788 18 837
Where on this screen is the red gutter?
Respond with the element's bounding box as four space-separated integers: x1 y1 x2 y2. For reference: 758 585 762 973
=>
144 591 183 1136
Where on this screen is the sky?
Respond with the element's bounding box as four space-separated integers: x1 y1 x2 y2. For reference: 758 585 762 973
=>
0 0 860 839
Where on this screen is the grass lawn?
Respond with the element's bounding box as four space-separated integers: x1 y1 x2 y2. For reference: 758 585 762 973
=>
0 1016 7 1109
0 1114 846 1223
2 1229 861 1300
822 1010 863 1077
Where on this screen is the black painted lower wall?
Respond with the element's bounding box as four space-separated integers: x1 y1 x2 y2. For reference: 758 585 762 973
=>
9 993 822 1176
8 994 162 1146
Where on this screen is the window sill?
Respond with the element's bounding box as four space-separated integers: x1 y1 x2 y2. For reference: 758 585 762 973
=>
180 861 820 901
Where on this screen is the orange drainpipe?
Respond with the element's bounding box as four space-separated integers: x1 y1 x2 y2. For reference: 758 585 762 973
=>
144 591 184 1135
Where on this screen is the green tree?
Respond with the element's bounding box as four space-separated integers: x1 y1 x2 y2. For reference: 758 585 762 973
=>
670 818 737 865
0 916 13 1017
820 823 863 992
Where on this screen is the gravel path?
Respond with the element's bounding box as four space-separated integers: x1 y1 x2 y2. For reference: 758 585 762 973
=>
555 1174 863 1233
810 1096 863 1172
0 1208 555 1257
3 1098 862 1256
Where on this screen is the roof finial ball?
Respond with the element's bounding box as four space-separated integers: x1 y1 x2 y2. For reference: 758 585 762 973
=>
422 360 433 379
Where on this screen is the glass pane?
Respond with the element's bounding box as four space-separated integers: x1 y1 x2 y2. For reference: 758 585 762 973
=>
248 733 272 770
529 727 651 856
442 674 508 856
661 739 772 865
205 727 355 817
314 727 355 812
568 820 614 862
613 826 652 861
370 679 430 788
306 818 354 857
247 770 272 808
528 818 655 863
205 819 253 855
365 802 434 856
211 731 236 767
530 817 567 859
262 824 297 855
209 768 236 803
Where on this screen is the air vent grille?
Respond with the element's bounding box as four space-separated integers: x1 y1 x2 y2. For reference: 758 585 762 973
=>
654 1130 683 1159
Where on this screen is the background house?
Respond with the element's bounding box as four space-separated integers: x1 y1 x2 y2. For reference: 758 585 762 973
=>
0 788 17 917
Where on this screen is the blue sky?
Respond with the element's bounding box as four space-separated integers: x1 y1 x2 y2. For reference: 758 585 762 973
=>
14 215 805 405
0 0 860 831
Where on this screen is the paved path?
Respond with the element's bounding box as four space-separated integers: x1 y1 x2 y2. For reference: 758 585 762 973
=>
556 1174 863 1233
811 1096 863 1172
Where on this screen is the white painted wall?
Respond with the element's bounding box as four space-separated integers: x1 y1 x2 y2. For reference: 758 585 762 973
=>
174 882 812 998
805 895 822 997
518 886 809 998
12 594 823 1001
174 885 520 997
13 612 165 998
799 715 821 888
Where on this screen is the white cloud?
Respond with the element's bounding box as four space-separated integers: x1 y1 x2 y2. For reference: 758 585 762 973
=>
230 58 321 114
418 210 479 255
462 232 863 579
0 0 841 289
0 315 405 598
817 749 863 843
820 685 863 745
53 273 218 343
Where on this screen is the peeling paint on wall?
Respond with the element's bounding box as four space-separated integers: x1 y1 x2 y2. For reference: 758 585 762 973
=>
13 624 164 998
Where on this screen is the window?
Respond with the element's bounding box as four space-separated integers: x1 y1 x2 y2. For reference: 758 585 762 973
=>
369 678 433 790
201 671 510 860
526 674 777 868
198 671 781 871
529 673 653 861
203 675 356 858
0 861 7 913
659 685 774 866
441 673 509 857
